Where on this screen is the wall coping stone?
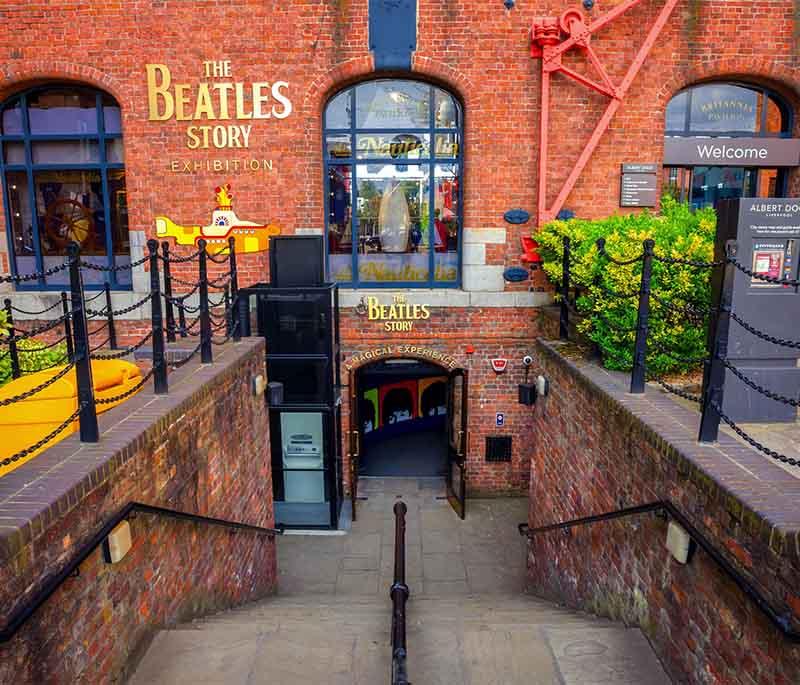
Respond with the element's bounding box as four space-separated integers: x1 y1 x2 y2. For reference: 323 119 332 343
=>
0 338 266 563
537 339 800 561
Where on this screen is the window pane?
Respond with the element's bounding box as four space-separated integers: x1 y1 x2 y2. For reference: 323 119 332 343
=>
356 164 430 283
6 171 34 259
757 168 779 197
689 84 759 133
664 90 688 132
106 139 124 163
356 133 429 160
28 89 98 134
325 90 351 129
689 166 748 210
267 359 331 404
356 81 430 129
1 100 23 134
435 88 459 128
326 134 351 159
34 169 108 257
107 169 131 282
102 94 122 134
32 140 100 164
434 133 459 158
434 164 459 282
3 142 25 164
328 165 353 282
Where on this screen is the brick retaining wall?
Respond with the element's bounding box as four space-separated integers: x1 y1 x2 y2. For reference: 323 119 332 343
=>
527 339 800 684
0 339 275 684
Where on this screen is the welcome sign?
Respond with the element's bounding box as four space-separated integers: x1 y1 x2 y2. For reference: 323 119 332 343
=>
664 137 800 167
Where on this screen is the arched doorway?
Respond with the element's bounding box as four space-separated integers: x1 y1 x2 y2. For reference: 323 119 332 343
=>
349 357 467 518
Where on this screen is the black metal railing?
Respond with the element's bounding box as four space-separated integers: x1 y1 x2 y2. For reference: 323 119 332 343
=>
0 501 283 644
390 501 410 685
555 236 799 467
518 500 800 642
0 238 244 469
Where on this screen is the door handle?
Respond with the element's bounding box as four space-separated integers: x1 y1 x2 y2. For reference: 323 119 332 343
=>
352 430 360 458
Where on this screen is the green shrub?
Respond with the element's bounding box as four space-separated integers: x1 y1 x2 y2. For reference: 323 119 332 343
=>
536 196 717 375
0 316 69 386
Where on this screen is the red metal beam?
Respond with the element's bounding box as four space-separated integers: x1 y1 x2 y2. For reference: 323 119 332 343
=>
533 0 679 225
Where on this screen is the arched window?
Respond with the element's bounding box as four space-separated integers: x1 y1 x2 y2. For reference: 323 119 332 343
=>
323 80 462 287
663 82 793 208
1 85 129 289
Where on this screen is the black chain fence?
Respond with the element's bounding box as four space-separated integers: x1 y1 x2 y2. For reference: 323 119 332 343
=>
558 236 800 468
0 237 242 467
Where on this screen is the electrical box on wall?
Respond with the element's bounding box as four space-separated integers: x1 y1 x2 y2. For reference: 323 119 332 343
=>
102 520 132 564
518 383 536 405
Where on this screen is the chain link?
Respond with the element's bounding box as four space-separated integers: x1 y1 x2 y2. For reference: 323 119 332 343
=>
205 251 230 265
0 363 75 407
95 368 155 405
720 358 799 407
16 335 68 352
593 280 639 300
0 406 83 468
648 338 708 365
4 316 69 343
9 299 64 316
646 372 702 403
596 243 644 266
710 400 800 467
170 342 203 369
652 252 725 268
730 312 800 350
80 255 148 272
0 262 69 284
169 273 203 289
159 248 202 264
87 292 153 319
728 258 800 287
91 331 154 360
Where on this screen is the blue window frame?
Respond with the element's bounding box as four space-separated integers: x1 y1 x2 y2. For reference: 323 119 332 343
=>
323 80 463 288
1 85 130 290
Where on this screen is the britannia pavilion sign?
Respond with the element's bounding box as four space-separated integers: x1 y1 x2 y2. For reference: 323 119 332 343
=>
663 136 800 167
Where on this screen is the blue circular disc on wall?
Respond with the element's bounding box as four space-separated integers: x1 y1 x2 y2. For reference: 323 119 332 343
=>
504 266 529 282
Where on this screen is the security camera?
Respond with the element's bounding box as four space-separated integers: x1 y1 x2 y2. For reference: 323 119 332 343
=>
522 355 533 366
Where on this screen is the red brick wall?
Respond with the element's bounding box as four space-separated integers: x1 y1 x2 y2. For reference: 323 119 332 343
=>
1 0 800 283
0 340 276 684
340 307 539 495
526 340 800 685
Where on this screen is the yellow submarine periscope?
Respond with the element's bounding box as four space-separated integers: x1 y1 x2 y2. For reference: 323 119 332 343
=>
155 184 281 254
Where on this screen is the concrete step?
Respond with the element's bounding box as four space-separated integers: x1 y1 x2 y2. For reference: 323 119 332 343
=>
130 593 671 685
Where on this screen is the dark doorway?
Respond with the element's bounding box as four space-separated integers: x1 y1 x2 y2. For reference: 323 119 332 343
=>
355 359 449 477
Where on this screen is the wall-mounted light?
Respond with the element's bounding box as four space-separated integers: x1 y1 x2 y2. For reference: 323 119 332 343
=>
102 520 133 564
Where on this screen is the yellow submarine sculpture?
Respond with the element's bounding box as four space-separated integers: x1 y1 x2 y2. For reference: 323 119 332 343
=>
155 183 281 254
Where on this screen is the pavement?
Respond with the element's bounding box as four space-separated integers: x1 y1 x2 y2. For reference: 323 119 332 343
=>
130 477 671 684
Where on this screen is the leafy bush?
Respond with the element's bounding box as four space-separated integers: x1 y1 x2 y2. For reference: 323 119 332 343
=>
536 196 717 375
0 311 69 386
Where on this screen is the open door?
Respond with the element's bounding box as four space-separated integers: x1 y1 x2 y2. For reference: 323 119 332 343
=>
348 368 360 521
446 368 468 519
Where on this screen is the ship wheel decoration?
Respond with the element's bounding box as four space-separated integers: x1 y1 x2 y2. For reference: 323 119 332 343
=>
43 198 95 250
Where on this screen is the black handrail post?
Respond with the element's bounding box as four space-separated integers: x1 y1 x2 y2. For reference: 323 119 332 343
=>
67 242 99 442
104 282 117 350
3 298 20 379
699 240 736 442
198 239 213 363
61 291 74 362
147 240 168 394
559 236 570 340
630 239 654 394
390 501 410 685
161 242 177 344
228 236 241 342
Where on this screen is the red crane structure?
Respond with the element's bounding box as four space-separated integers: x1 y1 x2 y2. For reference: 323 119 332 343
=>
531 0 680 225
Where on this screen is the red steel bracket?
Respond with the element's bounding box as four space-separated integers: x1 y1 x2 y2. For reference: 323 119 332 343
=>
532 0 679 225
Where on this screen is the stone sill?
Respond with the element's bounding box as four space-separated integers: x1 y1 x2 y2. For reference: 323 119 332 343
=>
0 337 265 562
337 289 553 308
537 339 800 559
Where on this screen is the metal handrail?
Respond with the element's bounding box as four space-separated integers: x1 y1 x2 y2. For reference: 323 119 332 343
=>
518 500 800 642
0 501 283 643
390 501 410 685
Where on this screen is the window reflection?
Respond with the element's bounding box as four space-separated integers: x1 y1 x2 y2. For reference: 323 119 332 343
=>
356 81 430 129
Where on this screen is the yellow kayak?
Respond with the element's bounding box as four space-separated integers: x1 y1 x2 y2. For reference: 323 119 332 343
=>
0 360 143 478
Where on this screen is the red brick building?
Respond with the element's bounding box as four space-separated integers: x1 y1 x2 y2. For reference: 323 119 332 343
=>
2 0 799 523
